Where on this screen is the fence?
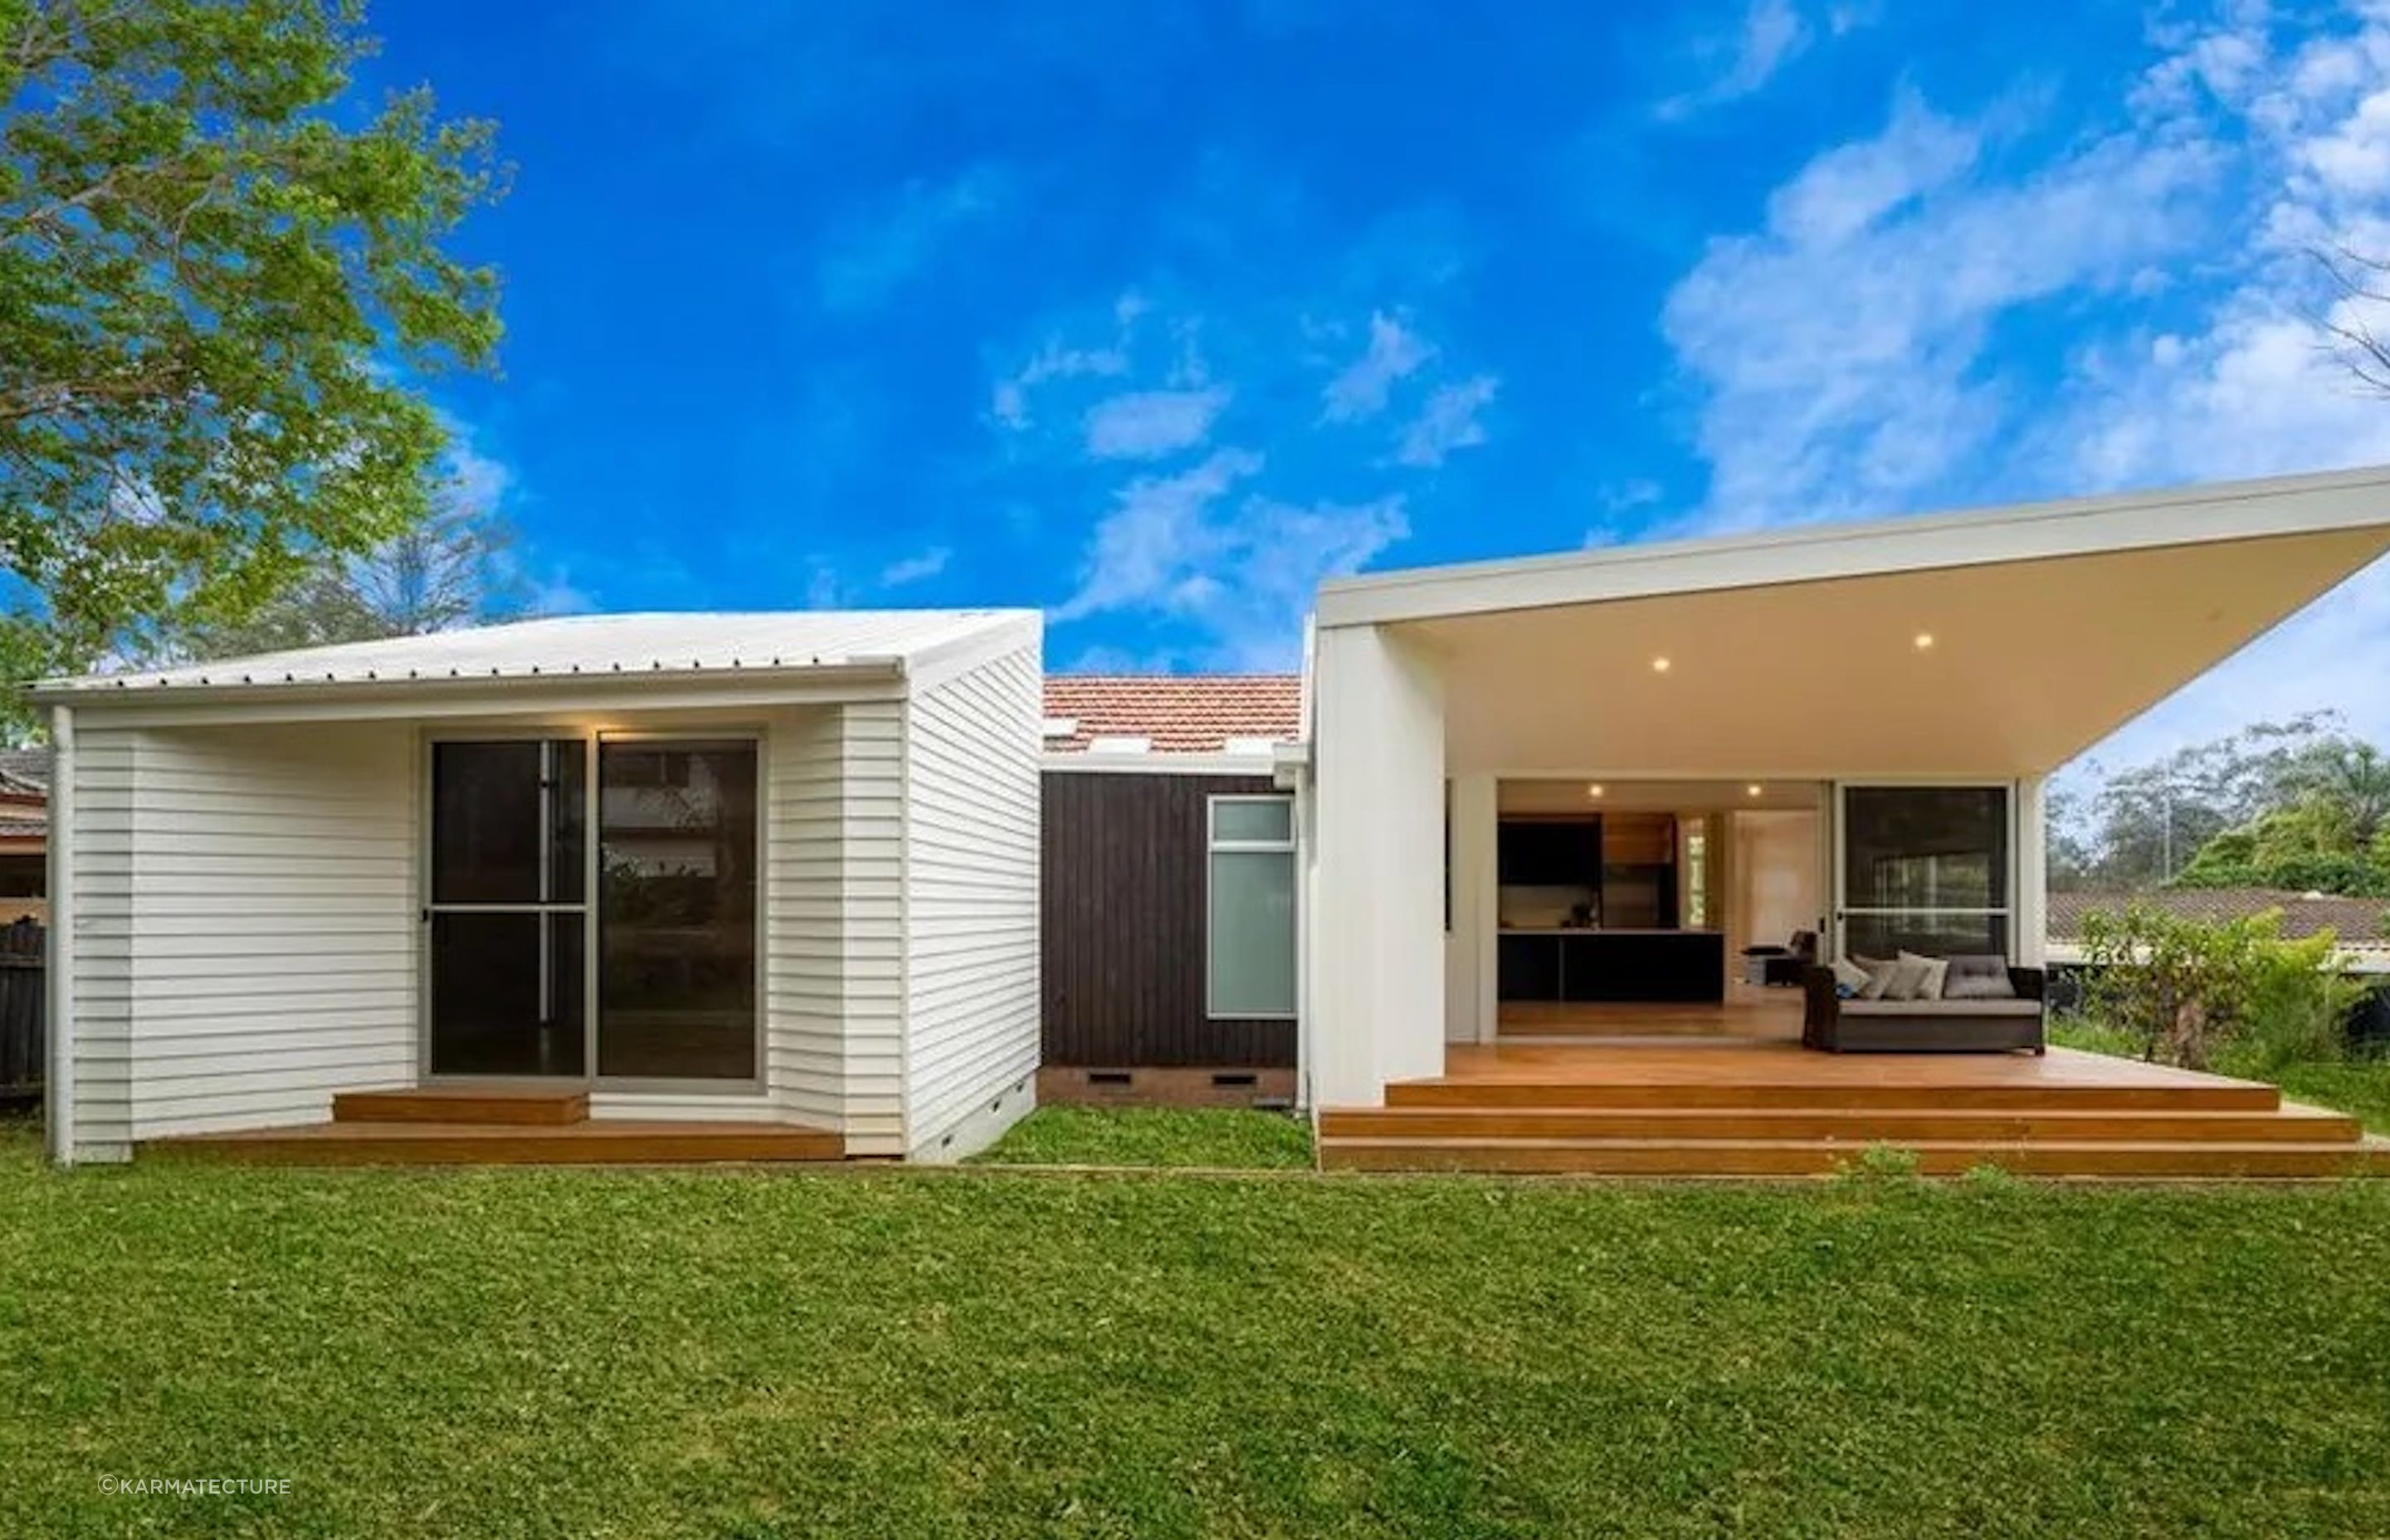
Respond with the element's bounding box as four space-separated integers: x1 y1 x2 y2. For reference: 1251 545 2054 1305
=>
0 919 41 1105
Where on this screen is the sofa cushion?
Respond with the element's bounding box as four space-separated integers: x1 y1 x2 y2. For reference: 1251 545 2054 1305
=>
1830 957 1872 997
1899 950 1951 1001
1855 956 1899 1000
1839 997 2041 1018
1943 953 2017 1000
1882 956 1934 1001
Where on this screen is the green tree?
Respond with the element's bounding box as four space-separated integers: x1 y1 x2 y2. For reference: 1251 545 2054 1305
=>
1 0 504 720
176 486 529 657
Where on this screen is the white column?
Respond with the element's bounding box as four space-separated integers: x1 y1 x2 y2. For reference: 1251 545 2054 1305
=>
1309 623 1446 1108
44 704 73 1167
1443 773 1497 1045
2014 774 2048 967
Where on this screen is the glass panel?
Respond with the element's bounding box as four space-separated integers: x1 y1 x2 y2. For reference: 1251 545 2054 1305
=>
431 739 585 904
428 911 585 1075
1845 911 2009 962
1209 848 1296 1016
598 741 758 1079
1841 787 2008 911
1213 797 1293 845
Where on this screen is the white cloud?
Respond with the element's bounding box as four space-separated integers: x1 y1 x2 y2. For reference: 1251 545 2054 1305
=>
878 545 951 587
817 164 1011 313
1657 0 1817 119
1662 86 2218 533
1322 311 1435 421
1661 3 2390 768
1054 449 1264 621
1083 387 1231 459
1394 375 1499 467
1050 446 1407 666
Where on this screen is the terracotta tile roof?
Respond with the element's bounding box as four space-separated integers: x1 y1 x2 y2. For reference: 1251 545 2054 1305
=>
2049 888 2390 948
1042 675 1303 755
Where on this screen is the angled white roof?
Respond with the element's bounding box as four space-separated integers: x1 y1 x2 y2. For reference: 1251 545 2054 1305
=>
1317 464 2390 628
37 609 1035 700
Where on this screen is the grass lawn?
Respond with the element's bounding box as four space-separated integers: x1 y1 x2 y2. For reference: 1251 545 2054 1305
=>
973 1105 1313 1169
9 1131 2390 1538
2050 1019 2390 1133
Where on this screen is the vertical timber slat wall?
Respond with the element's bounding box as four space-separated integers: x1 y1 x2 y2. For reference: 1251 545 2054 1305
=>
1041 770 1295 1070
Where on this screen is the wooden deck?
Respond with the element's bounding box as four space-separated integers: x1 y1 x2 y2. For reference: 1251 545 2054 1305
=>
1497 992 1803 1040
145 1084 844 1167
1322 1038 2389 1178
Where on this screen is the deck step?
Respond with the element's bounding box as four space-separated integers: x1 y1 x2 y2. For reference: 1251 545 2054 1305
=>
1383 1080 2283 1113
1318 1135 2390 1178
1320 1104 2361 1145
332 1087 590 1127
149 1119 841 1166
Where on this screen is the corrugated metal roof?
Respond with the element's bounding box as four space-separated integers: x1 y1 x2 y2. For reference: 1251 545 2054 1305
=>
1042 675 1303 754
2049 888 2390 948
38 610 1033 699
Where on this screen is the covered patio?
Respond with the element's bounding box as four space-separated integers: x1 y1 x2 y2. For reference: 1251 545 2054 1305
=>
1303 466 2390 1120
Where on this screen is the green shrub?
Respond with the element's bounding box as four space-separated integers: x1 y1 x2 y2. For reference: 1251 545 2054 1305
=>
2076 903 2360 1073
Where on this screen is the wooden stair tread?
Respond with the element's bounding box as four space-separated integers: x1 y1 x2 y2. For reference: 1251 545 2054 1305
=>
1320 1104 2362 1144
149 1119 841 1166
334 1086 590 1127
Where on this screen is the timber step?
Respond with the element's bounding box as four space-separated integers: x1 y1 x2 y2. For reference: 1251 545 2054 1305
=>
148 1119 842 1167
1319 1104 2363 1145
1318 1135 2390 1179
1383 1080 2283 1113
332 1087 590 1127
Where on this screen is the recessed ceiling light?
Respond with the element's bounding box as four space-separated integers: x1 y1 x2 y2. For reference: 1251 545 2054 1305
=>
1651 655 1671 674
1746 783 1764 797
1586 782 1606 799
1913 631 1935 651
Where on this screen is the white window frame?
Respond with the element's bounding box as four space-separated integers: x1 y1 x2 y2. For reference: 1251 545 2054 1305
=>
1206 792 1298 1021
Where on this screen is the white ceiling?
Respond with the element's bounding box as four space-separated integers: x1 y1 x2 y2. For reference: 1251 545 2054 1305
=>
1417 528 2390 777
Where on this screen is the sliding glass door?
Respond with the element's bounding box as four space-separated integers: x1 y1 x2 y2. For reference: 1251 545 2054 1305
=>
425 733 759 1084
1836 784 2012 959
597 740 758 1080
427 740 588 1076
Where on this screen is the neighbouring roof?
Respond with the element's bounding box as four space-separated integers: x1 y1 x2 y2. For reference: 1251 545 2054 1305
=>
1042 675 1303 755
34 611 1036 700
2049 888 2390 948
0 748 48 798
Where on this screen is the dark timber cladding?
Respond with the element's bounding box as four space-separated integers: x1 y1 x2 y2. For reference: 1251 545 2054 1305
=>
1042 770 1295 1068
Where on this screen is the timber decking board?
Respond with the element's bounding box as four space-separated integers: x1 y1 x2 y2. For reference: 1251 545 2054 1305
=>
1320 1104 2362 1144
332 1086 591 1127
1320 1136 2390 1178
1319 1040 2379 1179
146 1118 842 1167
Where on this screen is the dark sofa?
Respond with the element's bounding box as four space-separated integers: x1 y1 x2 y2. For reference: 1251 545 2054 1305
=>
1802 965 2047 1055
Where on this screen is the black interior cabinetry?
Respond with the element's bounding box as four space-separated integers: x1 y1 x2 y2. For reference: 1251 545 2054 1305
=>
1496 819 1602 886
1497 935 1562 1001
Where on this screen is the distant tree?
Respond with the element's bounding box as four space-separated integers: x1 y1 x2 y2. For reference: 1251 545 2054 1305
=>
174 489 529 657
2283 739 2390 846
2059 715 2339 890
0 0 505 724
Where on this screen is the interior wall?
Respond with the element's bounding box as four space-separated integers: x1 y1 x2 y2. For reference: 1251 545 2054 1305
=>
1733 810 1822 954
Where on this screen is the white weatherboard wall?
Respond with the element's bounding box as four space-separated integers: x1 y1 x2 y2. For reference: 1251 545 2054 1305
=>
900 631 1041 1160
64 722 416 1159
1309 623 1446 1109
762 700 909 1154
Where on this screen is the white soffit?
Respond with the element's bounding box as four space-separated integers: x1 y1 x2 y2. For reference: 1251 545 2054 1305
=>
37 609 1036 700
1424 526 2390 777
1316 465 2390 629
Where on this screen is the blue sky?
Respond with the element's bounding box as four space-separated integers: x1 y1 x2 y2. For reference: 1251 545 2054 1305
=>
368 0 2390 770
